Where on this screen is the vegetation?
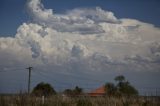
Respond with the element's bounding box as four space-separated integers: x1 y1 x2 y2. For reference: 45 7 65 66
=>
105 82 117 96
32 82 56 96
63 86 83 96
0 94 159 106
1 75 158 106
105 75 138 96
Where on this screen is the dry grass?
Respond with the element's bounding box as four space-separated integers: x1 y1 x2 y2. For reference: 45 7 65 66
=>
0 94 160 106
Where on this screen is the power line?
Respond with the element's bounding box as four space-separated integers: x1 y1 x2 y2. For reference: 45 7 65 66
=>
0 66 26 72
32 70 73 86
34 69 103 83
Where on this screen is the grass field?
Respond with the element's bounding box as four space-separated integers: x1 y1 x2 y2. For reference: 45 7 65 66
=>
0 94 160 106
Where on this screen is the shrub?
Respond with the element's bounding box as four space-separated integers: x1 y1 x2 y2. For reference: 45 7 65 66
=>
32 82 56 96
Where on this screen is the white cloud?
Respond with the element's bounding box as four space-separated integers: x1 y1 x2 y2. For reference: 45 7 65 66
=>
0 0 160 93
0 0 159 71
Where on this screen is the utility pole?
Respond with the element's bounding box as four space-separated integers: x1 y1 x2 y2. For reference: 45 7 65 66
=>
26 67 32 94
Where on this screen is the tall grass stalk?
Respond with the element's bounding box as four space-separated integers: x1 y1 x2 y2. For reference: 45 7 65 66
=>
0 94 159 106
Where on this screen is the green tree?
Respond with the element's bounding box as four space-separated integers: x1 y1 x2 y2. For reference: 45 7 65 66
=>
105 75 138 96
73 86 83 95
105 82 117 96
115 75 138 96
63 86 83 96
115 75 125 83
63 89 73 96
32 82 56 96
118 81 138 96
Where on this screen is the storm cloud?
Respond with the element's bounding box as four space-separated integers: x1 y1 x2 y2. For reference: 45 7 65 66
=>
0 0 160 93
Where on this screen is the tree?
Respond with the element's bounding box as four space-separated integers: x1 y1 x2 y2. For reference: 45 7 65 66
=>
73 86 83 95
118 81 138 96
105 82 117 96
115 75 126 90
63 86 83 96
63 89 73 96
115 75 138 96
115 75 125 83
32 82 56 96
105 75 138 97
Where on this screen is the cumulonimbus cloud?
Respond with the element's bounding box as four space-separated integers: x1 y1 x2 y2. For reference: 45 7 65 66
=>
0 0 160 74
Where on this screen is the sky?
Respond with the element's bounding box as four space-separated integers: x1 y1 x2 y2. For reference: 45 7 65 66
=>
0 0 160 95
1 0 160 36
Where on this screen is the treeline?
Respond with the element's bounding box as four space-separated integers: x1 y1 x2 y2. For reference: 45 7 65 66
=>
105 75 138 96
31 75 138 97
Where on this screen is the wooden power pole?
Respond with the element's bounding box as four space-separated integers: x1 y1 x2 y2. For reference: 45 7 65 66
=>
26 67 32 94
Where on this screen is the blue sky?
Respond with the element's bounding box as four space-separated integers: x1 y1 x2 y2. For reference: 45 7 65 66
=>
0 0 160 36
0 0 160 95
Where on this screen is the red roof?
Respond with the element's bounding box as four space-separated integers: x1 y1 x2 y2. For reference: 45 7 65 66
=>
88 86 106 96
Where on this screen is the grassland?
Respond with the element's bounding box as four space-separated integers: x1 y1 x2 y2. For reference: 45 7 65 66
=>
0 94 160 106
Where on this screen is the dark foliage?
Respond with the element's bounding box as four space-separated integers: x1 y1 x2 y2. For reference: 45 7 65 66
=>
118 81 138 96
63 86 83 96
105 82 117 96
32 82 56 96
105 75 138 96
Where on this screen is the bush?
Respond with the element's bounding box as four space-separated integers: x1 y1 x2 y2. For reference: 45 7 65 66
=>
105 75 138 96
32 82 56 96
63 86 83 96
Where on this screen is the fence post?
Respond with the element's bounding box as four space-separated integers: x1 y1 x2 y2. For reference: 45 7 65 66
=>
42 96 45 104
